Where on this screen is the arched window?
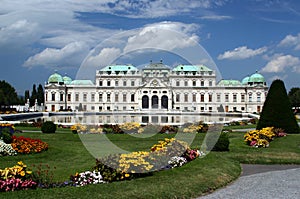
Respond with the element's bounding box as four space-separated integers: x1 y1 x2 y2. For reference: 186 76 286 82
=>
161 95 168 109
152 95 159 109
142 95 149 109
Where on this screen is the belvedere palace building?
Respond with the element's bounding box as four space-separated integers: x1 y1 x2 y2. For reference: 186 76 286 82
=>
45 61 268 114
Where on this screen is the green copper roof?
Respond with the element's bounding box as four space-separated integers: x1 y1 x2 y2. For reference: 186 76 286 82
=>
48 72 63 83
218 79 242 86
63 75 72 85
173 65 213 72
100 65 138 72
241 76 250 85
70 80 94 85
249 72 265 83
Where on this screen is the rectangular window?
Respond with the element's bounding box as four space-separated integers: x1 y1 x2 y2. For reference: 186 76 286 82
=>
99 93 103 102
192 94 196 102
201 81 204 86
91 106 95 110
209 107 212 112
200 94 204 102
131 94 135 102
67 94 71 101
123 80 127 86
75 93 79 102
193 81 196 86
208 94 212 102
241 94 245 102
99 81 103 86
115 94 119 102
115 80 119 86
184 81 188 86
83 105 87 111
91 93 95 102
176 81 180 86
217 94 221 102
209 81 213 86
184 94 188 102
257 94 261 102
83 93 87 102
249 95 252 102
233 94 237 102
60 93 63 101
107 80 111 87
123 94 127 102
225 94 229 102
99 106 102 111
107 93 111 102
176 94 180 102
131 81 135 86
52 93 55 101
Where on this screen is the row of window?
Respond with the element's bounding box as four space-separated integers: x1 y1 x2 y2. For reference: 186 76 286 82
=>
47 92 262 103
97 79 214 87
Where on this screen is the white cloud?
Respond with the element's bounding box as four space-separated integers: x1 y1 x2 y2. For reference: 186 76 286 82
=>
278 33 300 50
218 46 267 60
23 42 89 68
200 15 232 20
261 54 300 73
124 22 199 53
97 0 228 18
84 47 121 68
0 19 39 46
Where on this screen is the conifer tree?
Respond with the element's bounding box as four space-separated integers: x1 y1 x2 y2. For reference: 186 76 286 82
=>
257 79 299 134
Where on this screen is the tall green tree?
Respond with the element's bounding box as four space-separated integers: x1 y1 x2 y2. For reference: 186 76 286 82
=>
288 87 300 109
257 79 299 134
0 80 19 107
24 90 30 103
37 84 44 105
30 84 37 106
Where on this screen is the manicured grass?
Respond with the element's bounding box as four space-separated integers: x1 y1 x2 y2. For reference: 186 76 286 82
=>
1 128 299 198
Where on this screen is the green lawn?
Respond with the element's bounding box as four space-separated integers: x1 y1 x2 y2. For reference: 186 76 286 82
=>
1 127 299 198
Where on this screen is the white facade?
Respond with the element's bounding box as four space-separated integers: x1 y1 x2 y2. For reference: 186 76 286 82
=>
45 62 268 114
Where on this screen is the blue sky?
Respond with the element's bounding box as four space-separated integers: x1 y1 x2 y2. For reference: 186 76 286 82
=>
0 0 300 95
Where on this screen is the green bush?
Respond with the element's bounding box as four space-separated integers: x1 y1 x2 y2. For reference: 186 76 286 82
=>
205 132 230 152
0 128 13 144
41 121 57 134
212 132 230 151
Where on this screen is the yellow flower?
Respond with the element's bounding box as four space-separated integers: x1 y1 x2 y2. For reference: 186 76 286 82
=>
125 173 130 177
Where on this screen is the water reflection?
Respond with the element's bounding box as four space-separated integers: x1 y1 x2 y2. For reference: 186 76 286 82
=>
22 114 245 125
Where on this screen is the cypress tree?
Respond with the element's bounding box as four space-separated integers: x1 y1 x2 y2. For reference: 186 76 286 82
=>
30 84 37 107
257 79 299 134
37 84 44 105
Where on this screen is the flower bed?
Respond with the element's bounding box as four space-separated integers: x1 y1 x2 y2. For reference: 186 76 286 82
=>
244 127 287 148
11 136 48 154
0 161 37 192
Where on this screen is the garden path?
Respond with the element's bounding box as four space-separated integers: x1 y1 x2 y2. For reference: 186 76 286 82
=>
198 164 300 199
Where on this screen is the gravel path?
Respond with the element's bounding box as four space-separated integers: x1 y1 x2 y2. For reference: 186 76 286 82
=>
198 165 300 199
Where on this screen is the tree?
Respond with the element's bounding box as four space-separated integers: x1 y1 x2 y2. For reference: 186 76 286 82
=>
24 90 30 103
288 87 300 109
0 80 19 107
257 79 299 134
37 84 44 105
30 84 37 106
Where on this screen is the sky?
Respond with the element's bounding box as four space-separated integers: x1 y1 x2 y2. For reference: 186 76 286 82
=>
1 0 300 95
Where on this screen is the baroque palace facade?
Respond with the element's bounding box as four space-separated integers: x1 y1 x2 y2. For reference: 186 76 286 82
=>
45 61 268 114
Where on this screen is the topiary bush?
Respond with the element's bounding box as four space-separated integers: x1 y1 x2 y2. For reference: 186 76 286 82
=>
205 132 230 152
41 121 56 134
257 79 299 134
212 132 230 151
0 128 13 144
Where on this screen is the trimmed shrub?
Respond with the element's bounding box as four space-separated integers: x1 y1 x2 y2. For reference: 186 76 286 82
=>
257 79 300 134
41 121 56 134
0 128 13 144
212 132 230 151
